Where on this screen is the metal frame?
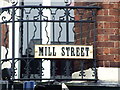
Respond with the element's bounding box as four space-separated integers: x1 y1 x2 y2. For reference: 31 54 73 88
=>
0 1 100 83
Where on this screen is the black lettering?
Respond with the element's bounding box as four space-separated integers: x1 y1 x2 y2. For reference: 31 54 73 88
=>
81 47 84 56
86 47 89 56
61 47 65 56
71 47 75 56
48 47 52 56
39 47 43 56
66 47 70 56
53 47 56 56
76 47 80 56
45 47 47 56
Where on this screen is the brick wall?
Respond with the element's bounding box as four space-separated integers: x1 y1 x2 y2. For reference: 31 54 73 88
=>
96 2 120 67
0 24 9 48
74 2 120 70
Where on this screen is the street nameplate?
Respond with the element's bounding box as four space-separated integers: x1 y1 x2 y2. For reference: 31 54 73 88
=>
35 45 93 59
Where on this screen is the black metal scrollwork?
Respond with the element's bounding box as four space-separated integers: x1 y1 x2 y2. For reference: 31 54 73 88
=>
0 1 100 82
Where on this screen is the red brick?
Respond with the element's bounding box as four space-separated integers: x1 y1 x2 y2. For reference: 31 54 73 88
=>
109 9 119 16
110 48 118 54
89 37 94 43
82 38 86 44
75 15 80 21
97 55 115 61
97 23 104 29
97 16 119 22
74 2 87 6
110 35 118 41
82 32 88 37
75 23 79 27
97 29 104 34
110 29 119 35
97 10 104 15
97 61 120 67
97 29 118 35
103 35 109 41
104 61 111 67
76 33 80 40
97 42 114 47
104 9 109 15
97 16 105 21
110 61 120 67
113 3 119 9
119 22 120 28
97 35 103 41
97 35 109 41
75 27 80 33
97 61 104 67
75 40 80 45
114 42 119 47
113 55 119 61
90 30 94 37
102 4 118 9
104 22 110 28
104 23 119 28
119 49 120 55
110 23 119 28
103 48 110 55
97 48 103 55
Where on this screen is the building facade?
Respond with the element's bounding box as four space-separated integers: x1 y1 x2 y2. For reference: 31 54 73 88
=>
0 0 120 89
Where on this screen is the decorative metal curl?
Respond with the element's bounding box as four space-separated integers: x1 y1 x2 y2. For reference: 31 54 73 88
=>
4 23 9 59
9 0 18 6
64 0 72 6
58 22 63 44
1 8 12 23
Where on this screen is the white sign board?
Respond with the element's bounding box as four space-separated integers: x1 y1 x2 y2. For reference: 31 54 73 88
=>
35 45 93 59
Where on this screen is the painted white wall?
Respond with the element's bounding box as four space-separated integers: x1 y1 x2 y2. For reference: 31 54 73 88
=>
72 67 120 84
98 67 120 83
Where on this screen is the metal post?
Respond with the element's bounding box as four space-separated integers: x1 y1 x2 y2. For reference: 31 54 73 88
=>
20 0 24 56
65 5 71 77
52 16 55 44
0 24 1 80
12 6 15 80
93 10 98 81
39 5 42 79
39 4 42 44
